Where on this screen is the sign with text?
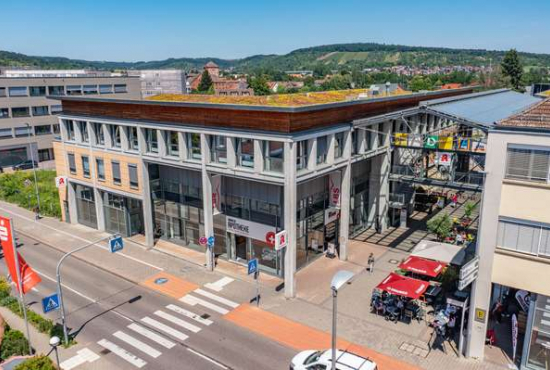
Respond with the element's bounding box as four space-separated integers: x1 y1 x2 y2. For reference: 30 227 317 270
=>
458 256 479 290
274 230 287 251
55 176 68 188
226 216 276 246
474 308 486 323
324 207 340 225
0 216 41 294
437 152 452 167
328 171 341 208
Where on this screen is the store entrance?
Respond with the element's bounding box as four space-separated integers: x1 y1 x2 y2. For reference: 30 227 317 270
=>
235 235 248 261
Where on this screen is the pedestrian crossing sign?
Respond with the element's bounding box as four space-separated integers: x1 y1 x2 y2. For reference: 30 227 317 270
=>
42 293 60 314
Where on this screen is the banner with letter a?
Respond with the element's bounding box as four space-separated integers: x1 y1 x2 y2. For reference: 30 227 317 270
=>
0 216 41 294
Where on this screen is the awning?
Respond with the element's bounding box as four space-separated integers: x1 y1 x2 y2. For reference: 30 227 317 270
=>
411 240 466 265
376 273 429 299
398 256 446 278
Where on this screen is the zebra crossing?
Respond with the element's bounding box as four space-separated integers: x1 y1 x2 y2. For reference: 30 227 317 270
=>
60 287 239 370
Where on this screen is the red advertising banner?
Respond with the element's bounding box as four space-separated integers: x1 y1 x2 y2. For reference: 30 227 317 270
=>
0 216 41 294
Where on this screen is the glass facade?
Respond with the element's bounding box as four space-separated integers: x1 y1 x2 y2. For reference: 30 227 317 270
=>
75 184 97 229
263 141 283 173
210 135 227 164
236 138 254 168
102 192 144 237
525 294 550 369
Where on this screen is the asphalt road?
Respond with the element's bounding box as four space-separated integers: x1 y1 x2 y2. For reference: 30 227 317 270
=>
0 233 296 370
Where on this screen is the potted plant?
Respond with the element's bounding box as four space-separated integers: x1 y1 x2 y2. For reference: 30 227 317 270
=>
462 202 477 227
427 212 453 241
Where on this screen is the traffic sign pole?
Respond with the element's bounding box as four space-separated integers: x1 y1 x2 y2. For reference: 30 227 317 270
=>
56 234 114 345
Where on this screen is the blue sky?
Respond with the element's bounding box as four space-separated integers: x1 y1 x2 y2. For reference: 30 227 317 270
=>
3 0 549 61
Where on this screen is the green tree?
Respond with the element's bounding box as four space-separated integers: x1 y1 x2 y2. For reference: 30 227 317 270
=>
427 212 452 241
409 75 433 92
501 49 524 91
249 75 271 96
14 355 56 370
197 70 213 93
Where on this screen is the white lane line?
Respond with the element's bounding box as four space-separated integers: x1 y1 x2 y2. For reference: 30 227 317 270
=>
204 277 234 292
97 338 147 368
60 348 100 370
33 268 96 303
194 288 239 308
113 331 162 358
166 304 213 326
187 348 229 369
0 205 164 271
180 295 229 315
127 323 175 349
141 316 189 341
154 310 201 333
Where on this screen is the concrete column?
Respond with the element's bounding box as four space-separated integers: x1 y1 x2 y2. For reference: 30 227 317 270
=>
104 124 113 149
254 139 263 173
94 188 106 232
307 138 317 171
225 137 235 168
358 128 366 154
465 135 505 359
138 127 147 155
178 132 187 161
158 129 167 157
338 132 352 261
120 125 129 151
201 133 215 270
74 121 82 143
378 150 390 232
88 122 97 146
283 141 297 298
67 182 79 225
140 161 154 248
327 134 335 165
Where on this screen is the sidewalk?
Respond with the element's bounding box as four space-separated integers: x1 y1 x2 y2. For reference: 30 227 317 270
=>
0 200 509 370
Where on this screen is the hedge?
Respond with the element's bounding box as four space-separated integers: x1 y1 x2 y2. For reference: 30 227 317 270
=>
0 326 30 361
14 355 56 370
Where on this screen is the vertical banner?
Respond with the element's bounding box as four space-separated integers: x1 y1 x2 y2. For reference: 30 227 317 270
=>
211 174 222 215
328 171 341 208
0 216 41 294
512 313 518 361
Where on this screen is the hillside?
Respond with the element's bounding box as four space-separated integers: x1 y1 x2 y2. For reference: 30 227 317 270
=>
1 43 550 72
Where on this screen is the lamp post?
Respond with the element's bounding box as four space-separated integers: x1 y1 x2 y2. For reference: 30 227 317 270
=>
25 123 40 220
49 336 61 369
330 270 355 370
385 81 391 97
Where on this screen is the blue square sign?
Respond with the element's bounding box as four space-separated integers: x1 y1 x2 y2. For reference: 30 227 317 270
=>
248 258 258 275
207 236 215 247
42 293 60 314
109 235 124 253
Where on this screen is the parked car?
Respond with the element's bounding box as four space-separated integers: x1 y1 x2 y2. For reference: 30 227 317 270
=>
290 350 377 370
12 160 38 171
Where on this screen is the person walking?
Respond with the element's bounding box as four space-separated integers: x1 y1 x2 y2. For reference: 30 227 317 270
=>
367 253 375 274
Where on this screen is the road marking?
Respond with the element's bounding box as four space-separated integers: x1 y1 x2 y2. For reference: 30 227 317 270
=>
97 338 147 368
113 331 162 358
127 323 175 349
166 304 213 326
180 295 229 315
204 277 234 292
187 348 229 369
33 268 96 303
141 316 189 341
0 205 164 271
60 348 100 370
194 288 239 308
154 310 201 333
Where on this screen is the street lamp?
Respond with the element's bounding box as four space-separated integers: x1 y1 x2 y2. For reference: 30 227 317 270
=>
330 270 355 370
385 81 391 96
25 123 41 220
49 336 61 369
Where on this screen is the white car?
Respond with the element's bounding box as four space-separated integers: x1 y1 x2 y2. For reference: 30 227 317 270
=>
290 349 377 370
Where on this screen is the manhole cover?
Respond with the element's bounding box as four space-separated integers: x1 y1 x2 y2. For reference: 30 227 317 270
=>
154 277 169 285
100 349 111 355
201 314 211 319
388 259 399 264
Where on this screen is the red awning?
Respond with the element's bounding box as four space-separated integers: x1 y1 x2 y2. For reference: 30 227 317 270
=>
398 256 447 278
376 273 429 299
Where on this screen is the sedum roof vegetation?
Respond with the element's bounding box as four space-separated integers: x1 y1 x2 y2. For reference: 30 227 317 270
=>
147 88 412 107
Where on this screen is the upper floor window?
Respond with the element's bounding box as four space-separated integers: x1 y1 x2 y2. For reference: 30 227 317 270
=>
29 86 46 97
263 141 283 173
91 122 104 146
128 164 139 189
351 131 359 155
0 128 12 139
0 87 6 97
66 120 76 141
66 85 82 95
187 133 201 160
109 125 121 148
112 161 121 184
297 140 308 171
317 136 328 164
68 153 76 174
48 86 65 96
78 121 89 143
9 86 27 97
114 84 127 93
498 218 550 257
334 132 344 159
12 107 30 117
144 128 158 153
32 106 49 116
96 158 105 181
50 105 63 114
236 138 254 168
35 125 51 136
99 85 113 94
210 135 227 164
377 123 385 147
82 155 90 178
365 131 372 151
83 85 98 95
0 108 9 119
14 126 32 137
165 131 179 156
127 126 139 151
506 147 550 183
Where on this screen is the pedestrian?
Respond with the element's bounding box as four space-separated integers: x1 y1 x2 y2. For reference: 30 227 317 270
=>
451 193 458 208
447 314 456 340
367 253 375 274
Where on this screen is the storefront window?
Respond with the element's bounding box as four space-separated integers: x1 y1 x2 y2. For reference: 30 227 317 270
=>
75 184 97 229
527 294 550 369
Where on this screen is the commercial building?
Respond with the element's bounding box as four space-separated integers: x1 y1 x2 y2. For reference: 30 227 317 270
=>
0 71 140 168
468 98 550 369
137 70 187 98
52 87 473 298
188 62 253 96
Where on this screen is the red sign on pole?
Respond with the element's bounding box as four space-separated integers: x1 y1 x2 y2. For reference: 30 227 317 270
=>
0 216 41 294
